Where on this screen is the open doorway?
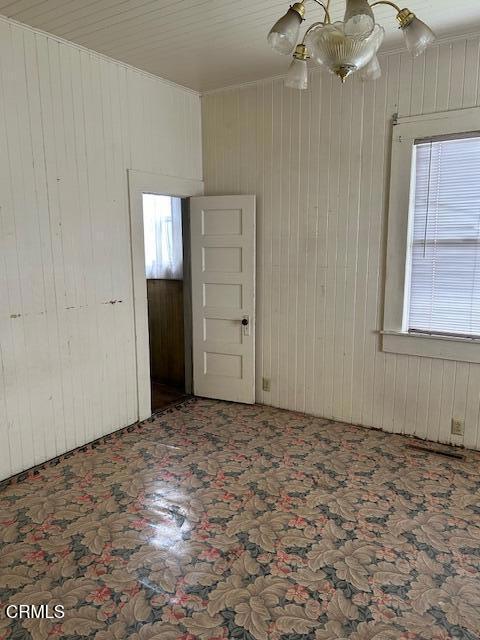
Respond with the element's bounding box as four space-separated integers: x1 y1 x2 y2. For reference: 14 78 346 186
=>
128 170 203 422
142 194 189 412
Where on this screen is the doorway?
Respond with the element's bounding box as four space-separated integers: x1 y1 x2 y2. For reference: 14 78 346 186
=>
128 170 203 422
142 194 188 412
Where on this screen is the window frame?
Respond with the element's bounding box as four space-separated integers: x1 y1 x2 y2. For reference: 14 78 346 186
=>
383 106 480 364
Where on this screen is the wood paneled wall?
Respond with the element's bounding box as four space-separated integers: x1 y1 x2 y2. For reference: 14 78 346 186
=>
147 280 185 388
202 35 480 450
0 16 202 480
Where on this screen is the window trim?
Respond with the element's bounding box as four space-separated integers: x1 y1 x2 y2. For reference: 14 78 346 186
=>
383 106 480 364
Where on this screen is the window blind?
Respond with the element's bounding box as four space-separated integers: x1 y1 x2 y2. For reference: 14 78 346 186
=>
407 135 480 338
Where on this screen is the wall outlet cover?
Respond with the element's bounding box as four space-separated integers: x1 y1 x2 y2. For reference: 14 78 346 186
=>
262 377 271 392
451 418 465 436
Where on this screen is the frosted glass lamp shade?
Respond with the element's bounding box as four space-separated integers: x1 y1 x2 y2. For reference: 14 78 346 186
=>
360 55 381 81
268 8 302 55
307 22 384 82
285 58 308 89
344 0 375 39
401 17 435 57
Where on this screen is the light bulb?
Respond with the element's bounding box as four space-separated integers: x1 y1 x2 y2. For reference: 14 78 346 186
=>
401 15 435 57
344 0 375 39
268 5 304 56
360 55 381 81
285 58 308 90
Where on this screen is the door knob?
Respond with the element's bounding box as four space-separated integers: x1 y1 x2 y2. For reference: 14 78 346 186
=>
241 315 250 336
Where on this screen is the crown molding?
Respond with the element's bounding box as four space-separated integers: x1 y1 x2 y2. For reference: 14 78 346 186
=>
201 25 480 96
1 11 479 99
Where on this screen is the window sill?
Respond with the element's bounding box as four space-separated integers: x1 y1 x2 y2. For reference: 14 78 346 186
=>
382 331 480 364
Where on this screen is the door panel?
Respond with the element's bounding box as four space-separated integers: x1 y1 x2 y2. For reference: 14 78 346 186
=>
190 195 255 404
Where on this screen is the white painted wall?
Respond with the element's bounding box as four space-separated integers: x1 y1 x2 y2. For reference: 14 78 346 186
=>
202 34 480 450
0 16 202 481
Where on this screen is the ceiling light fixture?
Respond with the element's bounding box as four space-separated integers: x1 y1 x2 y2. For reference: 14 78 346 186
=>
344 0 375 39
268 2 306 55
285 44 310 89
359 53 382 81
268 0 436 89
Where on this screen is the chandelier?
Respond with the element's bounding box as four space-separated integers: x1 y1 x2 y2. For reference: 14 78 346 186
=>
267 0 436 89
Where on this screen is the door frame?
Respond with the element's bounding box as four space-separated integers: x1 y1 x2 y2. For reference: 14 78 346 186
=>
128 170 204 421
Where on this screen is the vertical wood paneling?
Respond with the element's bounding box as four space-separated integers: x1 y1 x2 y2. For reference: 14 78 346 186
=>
202 35 480 450
0 17 202 480
147 279 185 389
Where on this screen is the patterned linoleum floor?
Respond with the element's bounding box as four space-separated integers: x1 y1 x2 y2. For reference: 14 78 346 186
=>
1 399 480 640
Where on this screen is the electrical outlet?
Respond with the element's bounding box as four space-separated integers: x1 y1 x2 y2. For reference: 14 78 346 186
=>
262 377 271 392
451 418 465 436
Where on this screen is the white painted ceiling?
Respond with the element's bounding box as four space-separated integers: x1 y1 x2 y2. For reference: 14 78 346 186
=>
1 0 479 91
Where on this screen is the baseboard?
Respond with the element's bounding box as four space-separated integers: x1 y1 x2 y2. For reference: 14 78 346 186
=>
0 396 195 492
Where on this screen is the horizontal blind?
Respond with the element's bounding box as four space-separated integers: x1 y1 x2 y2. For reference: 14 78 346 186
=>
407 135 480 338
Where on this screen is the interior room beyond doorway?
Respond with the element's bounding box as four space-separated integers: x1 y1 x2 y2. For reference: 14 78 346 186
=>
143 193 188 412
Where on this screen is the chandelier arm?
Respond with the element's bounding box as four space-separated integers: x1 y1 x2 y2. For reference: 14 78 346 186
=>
369 0 402 14
301 20 326 44
307 0 331 24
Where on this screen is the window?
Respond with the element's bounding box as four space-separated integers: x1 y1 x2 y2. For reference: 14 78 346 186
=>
406 134 480 338
383 107 480 364
143 194 183 280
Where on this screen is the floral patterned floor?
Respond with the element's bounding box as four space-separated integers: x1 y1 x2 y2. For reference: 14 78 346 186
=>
1 398 480 640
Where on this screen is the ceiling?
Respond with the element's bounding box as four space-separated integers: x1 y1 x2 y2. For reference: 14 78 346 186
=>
1 0 479 92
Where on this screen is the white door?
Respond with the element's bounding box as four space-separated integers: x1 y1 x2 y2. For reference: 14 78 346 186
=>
190 195 256 404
